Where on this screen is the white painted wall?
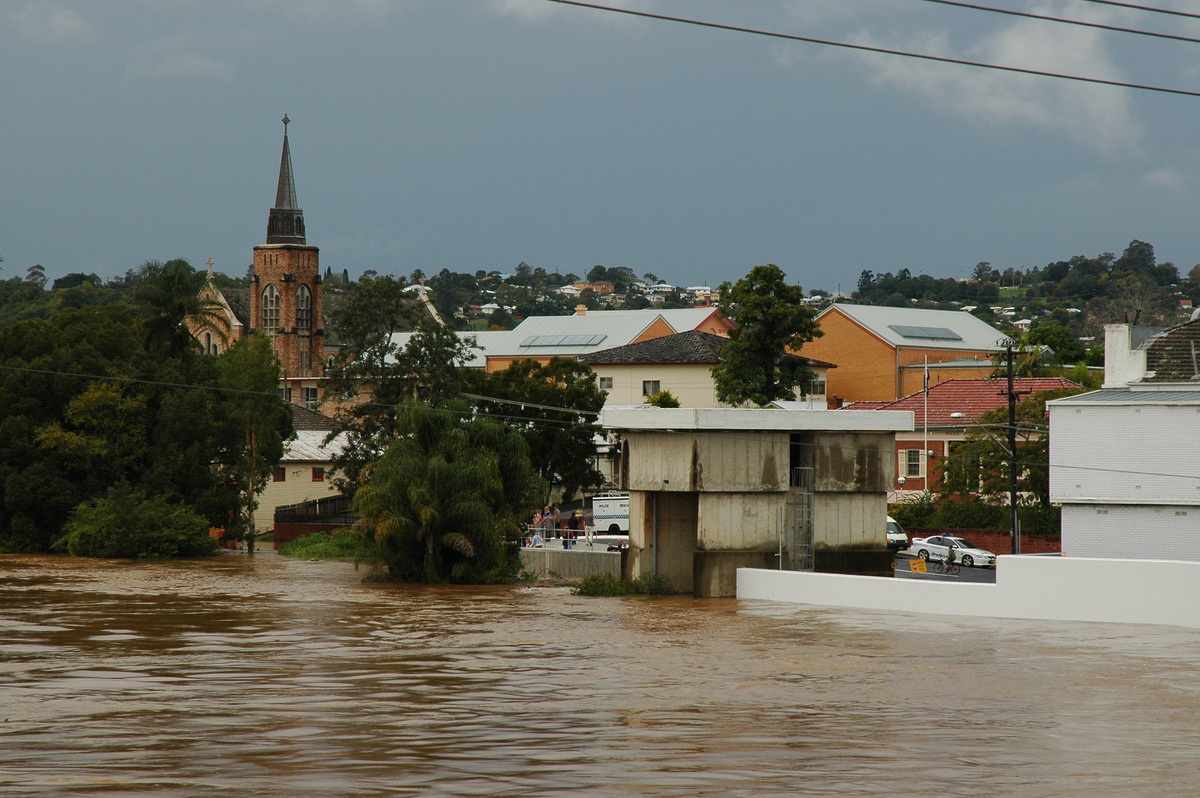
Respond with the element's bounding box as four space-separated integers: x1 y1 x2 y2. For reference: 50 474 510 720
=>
737 556 1200 629
1061 504 1200 561
1050 402 1200 505
1102 323 1147 387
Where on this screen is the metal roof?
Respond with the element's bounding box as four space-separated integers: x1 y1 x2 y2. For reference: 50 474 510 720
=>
490 308 722 358
1048 388 1200 406
820 303 1008 352
282 429 347 462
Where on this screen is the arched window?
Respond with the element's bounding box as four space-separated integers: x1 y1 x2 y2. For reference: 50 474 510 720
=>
296 285 312 330
261 284 280 331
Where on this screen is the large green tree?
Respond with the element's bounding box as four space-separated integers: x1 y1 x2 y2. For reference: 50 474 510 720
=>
216 333 294 552
326 314 478 493
466 357 605 498
0 304 237 553
353 403 545 583
711 264 822 407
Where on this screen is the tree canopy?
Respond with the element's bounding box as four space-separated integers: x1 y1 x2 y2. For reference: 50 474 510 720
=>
353 403 545 583
711 264 822 407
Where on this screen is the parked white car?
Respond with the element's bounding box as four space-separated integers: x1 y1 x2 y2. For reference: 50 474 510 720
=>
909 535 996 568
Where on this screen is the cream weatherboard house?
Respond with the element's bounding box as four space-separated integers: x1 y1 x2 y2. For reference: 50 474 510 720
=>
577 330 833 408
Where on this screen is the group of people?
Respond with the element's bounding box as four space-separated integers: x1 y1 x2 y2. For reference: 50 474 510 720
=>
525 504 596 548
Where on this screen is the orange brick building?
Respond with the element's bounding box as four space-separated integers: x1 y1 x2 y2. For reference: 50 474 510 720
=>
802 304 1007 403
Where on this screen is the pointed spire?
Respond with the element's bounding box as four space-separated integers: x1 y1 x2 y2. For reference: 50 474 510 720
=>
266 114 306 244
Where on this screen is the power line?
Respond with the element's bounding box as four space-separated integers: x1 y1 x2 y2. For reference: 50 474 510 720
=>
917 0 1200 46
543 0 1200 98
1072 0 1200 22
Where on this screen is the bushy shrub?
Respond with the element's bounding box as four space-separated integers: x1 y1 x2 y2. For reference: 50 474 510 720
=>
57 484 218 559
889 491 936 528
571 573 676 596
277 529 376 560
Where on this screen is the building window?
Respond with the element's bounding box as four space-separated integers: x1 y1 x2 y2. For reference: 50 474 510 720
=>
599 376 614 390
642 380 661 396
302 387 318 409
261 284 280 331
808 379 827 396
298 347 311 378
903 448 924 478
272 467 286 483
278 386 292 402
312 467 325 482
296 285 312 330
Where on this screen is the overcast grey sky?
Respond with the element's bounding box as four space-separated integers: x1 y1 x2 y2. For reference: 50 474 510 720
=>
4 0 1200 294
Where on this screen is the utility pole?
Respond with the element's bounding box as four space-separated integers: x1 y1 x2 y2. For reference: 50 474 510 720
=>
1005 342 1020 555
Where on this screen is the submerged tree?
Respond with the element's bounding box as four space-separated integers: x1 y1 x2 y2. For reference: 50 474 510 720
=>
353 403 545 583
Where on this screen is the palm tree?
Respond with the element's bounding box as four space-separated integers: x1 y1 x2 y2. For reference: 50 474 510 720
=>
132 259 229 358
353 403 543 582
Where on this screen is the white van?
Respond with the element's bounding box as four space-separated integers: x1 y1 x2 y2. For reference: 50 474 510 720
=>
886 516 909 551
592 494 629 535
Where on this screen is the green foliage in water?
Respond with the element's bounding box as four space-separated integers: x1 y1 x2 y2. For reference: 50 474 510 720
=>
277 530 375 560
56 484 218 559
571 573 676 596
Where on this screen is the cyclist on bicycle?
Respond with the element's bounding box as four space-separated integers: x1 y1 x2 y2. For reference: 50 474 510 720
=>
944 545 957 569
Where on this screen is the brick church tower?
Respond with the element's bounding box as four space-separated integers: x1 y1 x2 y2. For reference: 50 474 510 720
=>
250 115 325 407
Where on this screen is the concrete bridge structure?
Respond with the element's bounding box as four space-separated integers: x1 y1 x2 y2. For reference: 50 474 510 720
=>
600 407 913 597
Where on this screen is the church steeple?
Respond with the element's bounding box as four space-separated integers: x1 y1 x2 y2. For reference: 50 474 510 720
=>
266 114 306 245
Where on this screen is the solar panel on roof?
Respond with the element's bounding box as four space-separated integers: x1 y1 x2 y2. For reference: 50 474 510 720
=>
520 334 608 347
888 325 963 341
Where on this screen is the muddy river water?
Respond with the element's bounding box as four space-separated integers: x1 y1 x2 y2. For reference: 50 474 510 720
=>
3 552 1200 797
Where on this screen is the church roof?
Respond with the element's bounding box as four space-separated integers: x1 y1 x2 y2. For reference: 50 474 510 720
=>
265 114 307 245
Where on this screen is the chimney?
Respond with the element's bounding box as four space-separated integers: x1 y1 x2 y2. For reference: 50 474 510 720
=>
575 304 587 316
827 395 844 409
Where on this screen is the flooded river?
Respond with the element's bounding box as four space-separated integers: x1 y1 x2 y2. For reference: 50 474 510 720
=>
4 553 1200 796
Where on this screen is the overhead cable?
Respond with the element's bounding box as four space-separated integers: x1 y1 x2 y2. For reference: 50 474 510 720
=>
918 0 1200 46
544 0 1200 98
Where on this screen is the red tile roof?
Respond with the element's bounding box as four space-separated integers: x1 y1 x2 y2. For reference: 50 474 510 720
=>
843 377 1081 427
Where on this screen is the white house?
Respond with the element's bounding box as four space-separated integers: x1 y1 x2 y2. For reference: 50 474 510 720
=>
1048 319 1200 561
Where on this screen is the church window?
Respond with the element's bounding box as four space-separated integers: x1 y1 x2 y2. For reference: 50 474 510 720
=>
262 284 280 331
298 347 311 377
296 285 312 330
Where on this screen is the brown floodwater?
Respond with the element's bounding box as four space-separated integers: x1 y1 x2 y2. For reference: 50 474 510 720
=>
3 552 1200 797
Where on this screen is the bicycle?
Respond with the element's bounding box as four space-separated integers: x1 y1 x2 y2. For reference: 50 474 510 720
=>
932 558 960 575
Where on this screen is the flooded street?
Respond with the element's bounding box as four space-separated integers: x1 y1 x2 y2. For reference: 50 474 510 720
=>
4 553 1200 796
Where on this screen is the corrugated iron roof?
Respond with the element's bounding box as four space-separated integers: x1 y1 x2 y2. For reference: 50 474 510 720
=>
819 303 1008 352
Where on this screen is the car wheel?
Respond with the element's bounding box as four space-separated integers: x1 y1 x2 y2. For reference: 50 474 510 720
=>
962 555 974 568
608 524 621 534
917 549 929 560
